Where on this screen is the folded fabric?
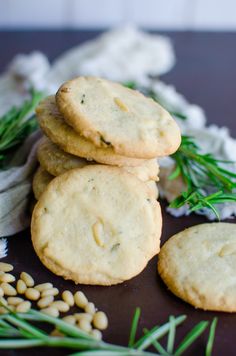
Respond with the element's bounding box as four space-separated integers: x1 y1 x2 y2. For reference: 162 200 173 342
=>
0 130 42 237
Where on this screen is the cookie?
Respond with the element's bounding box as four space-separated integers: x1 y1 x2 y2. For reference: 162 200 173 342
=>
124 159 159 182
158 223 236 312
31 166 162 285
146 181 159 199
37 136 93 176
36 96 147 167
37 136 159 182
32 166 53 200
56 76 181 158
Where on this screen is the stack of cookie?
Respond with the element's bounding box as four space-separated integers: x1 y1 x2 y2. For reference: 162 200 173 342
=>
31 76 181 286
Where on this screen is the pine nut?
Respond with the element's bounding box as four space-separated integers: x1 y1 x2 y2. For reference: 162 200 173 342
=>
85 302 96 315
50 328 64 337
0 307 8 314
7 297 24 306
25 288 40 301
93 311 108 330
16 279 27 294
74 291 88 308
16 301 31 313
7 305 15 312
90 329 102 340
0 297 8 306
74 313 93 322
37 296 54 309
35 283 53 292
0 273 15 283
1 283 17 296
0 263 13 272
41 288 59 297
79 319 92 333
20 272 34 287
62 290 74 307
0 286 4 297
51 301 70 313
41 307 59 318
62 315 76 325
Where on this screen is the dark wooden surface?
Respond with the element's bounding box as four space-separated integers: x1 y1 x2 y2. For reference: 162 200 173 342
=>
1 30 236 356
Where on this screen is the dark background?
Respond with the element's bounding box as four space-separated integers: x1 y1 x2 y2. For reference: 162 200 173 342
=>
0 30 236 355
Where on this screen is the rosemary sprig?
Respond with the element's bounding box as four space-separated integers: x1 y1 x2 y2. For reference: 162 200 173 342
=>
0 307 216 355
0 89 43 168
169 136 236 218
125 81 236 217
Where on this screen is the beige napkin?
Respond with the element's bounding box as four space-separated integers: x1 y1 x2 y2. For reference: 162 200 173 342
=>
0 130 42 237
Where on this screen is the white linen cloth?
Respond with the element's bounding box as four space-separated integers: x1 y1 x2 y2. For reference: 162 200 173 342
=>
0 131 41 237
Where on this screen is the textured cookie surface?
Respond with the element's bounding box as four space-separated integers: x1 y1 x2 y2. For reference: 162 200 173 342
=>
36 96 146 167
56 77 181 158
32 166 54 200
158 223 236 312
37 136 92 176
37 136 159 182
31 166 162 285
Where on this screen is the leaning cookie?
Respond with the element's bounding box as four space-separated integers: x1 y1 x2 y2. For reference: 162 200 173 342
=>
158 223 236 312
56 76 181 158
37 136 159 182
32 166 54 200
31 166 162 286
37 136 93 176
36 96 147 167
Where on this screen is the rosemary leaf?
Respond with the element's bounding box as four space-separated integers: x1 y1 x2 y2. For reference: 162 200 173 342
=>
167 315 176 354
0 89 43 168
205 318 217 356
128 307 141 347
135 315 186 350
174 321 209 356
143 328 169 355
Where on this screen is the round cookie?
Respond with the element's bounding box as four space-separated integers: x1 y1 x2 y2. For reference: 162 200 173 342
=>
36 96 147 167
56 76 181 158
146 181 159 199
37 136 93 176
158 223 236 312
31 166 162 285
32 166 54 200
37 136 159 182
124 159 159 182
